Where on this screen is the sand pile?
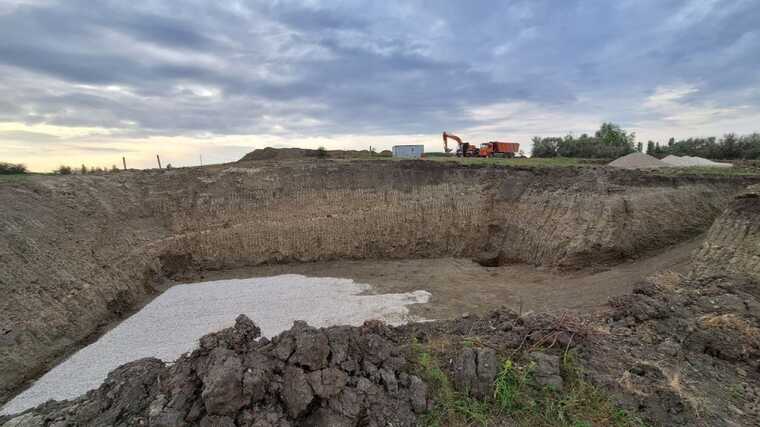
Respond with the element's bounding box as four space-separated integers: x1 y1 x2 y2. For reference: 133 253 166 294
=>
608 152 668 169
662 155 732 168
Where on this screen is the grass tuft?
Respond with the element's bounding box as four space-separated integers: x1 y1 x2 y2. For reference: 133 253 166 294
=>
411 338 649 427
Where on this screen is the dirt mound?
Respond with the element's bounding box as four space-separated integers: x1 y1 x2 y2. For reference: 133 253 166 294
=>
239 147 382 162
2 305 598 426
585 272 760 426
0 316 428 426
608 152 669 169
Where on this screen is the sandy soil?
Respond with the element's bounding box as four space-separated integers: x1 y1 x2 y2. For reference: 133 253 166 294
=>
191 237 702 320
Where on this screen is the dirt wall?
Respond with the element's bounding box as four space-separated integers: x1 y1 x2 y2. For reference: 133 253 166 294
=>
694 184 760 281
0 160 754 405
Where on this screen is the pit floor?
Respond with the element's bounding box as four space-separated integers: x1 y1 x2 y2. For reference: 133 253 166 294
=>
191 237 702 321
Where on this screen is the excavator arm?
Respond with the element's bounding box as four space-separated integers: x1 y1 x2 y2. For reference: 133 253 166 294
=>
442 131 463 153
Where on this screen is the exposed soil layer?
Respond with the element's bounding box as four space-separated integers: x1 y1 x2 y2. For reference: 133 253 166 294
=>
1 160 758 407
3 185 760 426
694 184 760 281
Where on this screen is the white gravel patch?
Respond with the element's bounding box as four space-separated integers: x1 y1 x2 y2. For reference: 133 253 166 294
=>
662 155 733 167
1 275 431 415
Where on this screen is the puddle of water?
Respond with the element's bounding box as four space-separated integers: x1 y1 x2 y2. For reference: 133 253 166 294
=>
1 274 430 415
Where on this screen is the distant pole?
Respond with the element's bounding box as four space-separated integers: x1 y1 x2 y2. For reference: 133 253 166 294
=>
122 157 126 171
200 154 203 166
156 154 162 169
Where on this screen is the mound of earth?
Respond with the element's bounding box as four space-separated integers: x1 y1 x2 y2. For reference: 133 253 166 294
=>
239 147 387 162
609 152 669 169
1 316 429 426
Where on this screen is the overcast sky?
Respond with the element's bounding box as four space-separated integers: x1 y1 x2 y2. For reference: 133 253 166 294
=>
1 0 759 171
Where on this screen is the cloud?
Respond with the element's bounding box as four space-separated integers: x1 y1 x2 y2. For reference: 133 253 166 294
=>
0 0 759 170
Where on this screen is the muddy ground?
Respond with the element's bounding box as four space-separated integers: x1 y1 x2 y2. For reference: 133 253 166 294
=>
189 237 701 320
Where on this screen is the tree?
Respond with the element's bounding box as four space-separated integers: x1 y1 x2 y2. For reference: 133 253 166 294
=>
0 162 27 174
646 141 655 154
530 137 559 157
636 142 643 152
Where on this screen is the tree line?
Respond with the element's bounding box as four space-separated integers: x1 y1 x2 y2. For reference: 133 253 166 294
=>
0 162 28 174
531 123 760 160
531 123 636 159
646 134 760 160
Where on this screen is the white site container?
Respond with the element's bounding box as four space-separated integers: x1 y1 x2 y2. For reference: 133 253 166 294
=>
392 145 424 158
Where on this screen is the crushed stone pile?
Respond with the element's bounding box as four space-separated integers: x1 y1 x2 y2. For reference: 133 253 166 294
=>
662 155 733 168
608 152 669 169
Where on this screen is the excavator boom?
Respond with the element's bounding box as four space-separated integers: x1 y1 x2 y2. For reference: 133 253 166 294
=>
442 131 462 153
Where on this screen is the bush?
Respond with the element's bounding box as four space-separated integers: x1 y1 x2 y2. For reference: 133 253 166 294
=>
317 146 327 158
0 162 27 174
531 137 559 158
56 165 73 175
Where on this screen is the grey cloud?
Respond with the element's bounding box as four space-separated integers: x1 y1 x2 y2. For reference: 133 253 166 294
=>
0 0 758 142
0 130 60 143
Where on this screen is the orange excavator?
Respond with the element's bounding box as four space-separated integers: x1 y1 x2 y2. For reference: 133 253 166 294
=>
442 132 520 158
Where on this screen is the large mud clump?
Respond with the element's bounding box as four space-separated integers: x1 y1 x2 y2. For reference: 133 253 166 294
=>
0 316 427 426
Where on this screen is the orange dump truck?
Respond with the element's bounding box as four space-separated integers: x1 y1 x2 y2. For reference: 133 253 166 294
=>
479 141 520 158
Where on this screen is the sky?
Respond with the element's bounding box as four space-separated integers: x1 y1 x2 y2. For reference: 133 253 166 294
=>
1 0 759 171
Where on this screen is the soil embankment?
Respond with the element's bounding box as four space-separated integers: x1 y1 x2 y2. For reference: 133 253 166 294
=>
0 160 756 405
694 184 760 281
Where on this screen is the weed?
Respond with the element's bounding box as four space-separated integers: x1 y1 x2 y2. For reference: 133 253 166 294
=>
411 338 648 427
493 359 533 413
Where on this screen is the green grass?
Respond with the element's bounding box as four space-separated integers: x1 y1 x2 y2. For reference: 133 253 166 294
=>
426 156 594 168
365 155 597 168
0 173 54 182
412 340 647 427
359 153 760 176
